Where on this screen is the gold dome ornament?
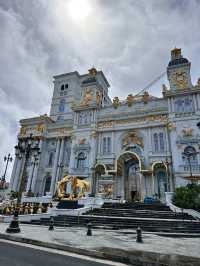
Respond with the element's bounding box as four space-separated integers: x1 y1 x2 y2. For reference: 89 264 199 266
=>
142 91 149 104
112 97 120 109
88 67 97 76
126 94 134 107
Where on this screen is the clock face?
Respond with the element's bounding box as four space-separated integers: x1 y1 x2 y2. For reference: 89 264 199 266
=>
171 71 188 89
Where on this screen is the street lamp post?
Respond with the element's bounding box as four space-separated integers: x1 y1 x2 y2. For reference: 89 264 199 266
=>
6 134 40 233
28 151 41 194
2 153 13 181
0 153 13 190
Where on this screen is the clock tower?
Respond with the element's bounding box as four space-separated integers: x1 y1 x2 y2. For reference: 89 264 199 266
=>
167 48 192 91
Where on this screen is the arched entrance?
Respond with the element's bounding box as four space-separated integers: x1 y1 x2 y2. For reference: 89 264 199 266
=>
116 151 141 201
94 164 106 194
152 163 168 201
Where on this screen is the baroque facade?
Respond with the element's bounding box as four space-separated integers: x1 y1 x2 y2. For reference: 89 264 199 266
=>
10 48 200 201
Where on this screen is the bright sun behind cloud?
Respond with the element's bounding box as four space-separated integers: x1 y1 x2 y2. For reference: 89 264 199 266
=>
67 0 92 22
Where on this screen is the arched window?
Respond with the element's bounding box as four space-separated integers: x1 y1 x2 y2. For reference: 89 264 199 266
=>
59 99 65 112
159 133 165 152
184 97 193 113
182 146 198 165
154 133 159 152
77 152 86 169
175 99 184 113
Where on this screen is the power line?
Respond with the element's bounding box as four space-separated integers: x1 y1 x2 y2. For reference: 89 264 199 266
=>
135 71 166 96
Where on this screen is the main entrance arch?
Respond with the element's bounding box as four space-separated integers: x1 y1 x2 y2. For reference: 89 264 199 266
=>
116 151 142 201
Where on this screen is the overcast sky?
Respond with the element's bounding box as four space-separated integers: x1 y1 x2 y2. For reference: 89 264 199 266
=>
0 0 200 180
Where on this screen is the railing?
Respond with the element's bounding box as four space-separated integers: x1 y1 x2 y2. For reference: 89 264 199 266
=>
165 192 200 220
179 165 200 172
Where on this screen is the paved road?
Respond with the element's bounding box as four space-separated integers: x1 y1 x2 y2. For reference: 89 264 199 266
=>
0 240 128 266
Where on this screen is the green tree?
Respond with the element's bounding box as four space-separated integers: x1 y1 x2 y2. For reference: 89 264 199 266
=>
173 183 200 211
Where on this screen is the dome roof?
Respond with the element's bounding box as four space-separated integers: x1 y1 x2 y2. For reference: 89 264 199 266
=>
168 57 189 67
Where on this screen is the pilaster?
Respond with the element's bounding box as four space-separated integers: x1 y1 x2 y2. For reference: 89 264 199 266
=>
50 138 61 195
9 157 18 190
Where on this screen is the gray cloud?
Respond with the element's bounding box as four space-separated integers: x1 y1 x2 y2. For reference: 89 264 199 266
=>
0 0 200 179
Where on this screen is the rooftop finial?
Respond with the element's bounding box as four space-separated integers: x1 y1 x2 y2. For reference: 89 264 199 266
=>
171 47 182 60
88 67 97 76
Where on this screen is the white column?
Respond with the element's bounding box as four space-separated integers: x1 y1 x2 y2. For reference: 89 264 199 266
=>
193 94 198 111
26 159 34 192
197 94 200 110
54 138 65 194
12 157 23 191
112 131 114 154
168 98 171 113
171 98 175 113
9 157 19 190
50 138 61 195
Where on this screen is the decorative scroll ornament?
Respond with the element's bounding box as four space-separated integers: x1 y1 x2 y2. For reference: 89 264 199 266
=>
122 132 144 148
126 94 134 107
167 121 176 131
112 97 120 109
172 70 188 90
79 138 86 145
182 128 193 137
96 90 102 107
142 91 149 104
19 126 27 136
99 184 113 198
81 88 93 105
90 131 97 139
36 124 45 132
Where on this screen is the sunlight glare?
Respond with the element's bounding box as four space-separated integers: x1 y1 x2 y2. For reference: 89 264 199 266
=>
68 0 92 22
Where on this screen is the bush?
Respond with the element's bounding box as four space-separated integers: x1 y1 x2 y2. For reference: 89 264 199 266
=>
173 183 200 211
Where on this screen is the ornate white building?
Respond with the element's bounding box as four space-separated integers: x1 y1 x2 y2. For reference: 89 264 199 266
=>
9 48 200 201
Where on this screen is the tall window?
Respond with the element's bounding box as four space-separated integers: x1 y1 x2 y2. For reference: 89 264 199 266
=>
159 133 165 152
103 137 111 154
44 175 51 195
77 152 86 168
154 133 159 152
59 99 65 113
154 132 165 152
48 152 54 167
175 96 194 113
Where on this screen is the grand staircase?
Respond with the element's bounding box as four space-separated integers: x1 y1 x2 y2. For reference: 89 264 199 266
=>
22 202 200 235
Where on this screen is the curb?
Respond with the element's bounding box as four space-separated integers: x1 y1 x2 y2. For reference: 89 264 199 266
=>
0 233 200 266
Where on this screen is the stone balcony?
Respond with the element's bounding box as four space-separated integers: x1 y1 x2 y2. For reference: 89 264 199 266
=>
179 165 200 173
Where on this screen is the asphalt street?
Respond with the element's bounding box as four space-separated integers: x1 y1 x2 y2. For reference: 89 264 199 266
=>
0 240 128 266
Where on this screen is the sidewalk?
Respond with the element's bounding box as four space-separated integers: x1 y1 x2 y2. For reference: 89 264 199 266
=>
0 223 200 265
